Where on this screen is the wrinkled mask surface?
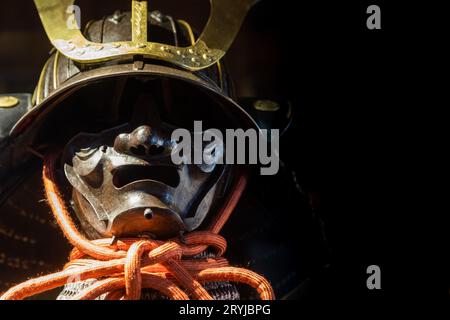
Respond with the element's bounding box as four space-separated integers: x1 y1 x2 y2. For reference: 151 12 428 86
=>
62 122 225 239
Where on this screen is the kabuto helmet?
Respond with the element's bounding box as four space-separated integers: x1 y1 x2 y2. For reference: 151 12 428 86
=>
8 0 262 240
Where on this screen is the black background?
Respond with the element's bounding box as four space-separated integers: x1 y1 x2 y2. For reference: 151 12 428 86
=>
0 0 444 308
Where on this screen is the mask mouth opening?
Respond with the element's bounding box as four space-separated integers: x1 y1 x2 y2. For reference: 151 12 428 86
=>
112 164 180 189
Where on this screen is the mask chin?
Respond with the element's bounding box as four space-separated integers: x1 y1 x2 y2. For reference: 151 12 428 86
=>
72 188 185 239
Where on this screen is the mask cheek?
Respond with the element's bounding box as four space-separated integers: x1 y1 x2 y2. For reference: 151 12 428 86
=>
72 150 104 187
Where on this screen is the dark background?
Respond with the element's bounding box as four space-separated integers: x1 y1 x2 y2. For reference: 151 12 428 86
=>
0 0 439 303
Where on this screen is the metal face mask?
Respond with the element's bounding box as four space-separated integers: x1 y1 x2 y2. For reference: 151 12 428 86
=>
62 123 225 239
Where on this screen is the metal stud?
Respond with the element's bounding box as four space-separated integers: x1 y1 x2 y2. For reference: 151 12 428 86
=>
0 96 19 108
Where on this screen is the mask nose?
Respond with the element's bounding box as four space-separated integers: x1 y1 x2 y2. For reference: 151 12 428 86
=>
114 125 165 156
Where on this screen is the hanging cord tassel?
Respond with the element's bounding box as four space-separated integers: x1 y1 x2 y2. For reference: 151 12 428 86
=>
0 151 275 300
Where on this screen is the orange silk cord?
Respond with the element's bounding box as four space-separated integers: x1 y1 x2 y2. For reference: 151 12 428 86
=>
0 152 275 300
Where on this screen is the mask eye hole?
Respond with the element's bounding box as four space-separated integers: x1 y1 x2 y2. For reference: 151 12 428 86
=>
129 145 146 156
148 145 164 155
128 145 165 156
75 147 97 160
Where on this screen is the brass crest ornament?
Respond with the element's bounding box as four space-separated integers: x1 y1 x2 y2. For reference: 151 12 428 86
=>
34 0 260 71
